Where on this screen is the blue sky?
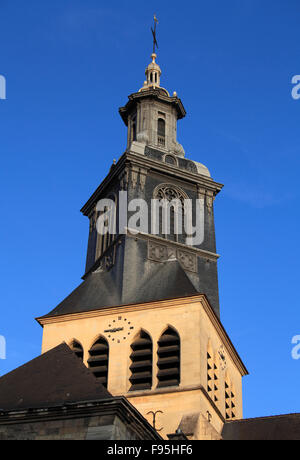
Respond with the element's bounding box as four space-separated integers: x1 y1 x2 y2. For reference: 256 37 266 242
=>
0 0 300 419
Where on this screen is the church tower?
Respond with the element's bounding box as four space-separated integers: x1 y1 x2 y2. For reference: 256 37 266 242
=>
37 22 248 440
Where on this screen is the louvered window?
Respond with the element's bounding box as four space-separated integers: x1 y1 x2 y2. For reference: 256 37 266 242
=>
157 328 180 388
207 350 213 392
207 350 219 405
70 340 83 360
129 331 153 391
88 337 109 388
225 377 236 420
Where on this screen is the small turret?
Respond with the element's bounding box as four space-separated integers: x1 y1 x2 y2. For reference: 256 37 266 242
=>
144 53 161 89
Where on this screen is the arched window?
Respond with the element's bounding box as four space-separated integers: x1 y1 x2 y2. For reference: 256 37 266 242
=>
129 330 153 391
70 340 83 360
157 118 165 147
153 184 188 243
225 375 236 420
88 337 109 388
157 327 180 388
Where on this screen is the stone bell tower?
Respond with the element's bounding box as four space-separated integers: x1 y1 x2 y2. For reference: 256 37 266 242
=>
38 25 247 440
71 48 224 318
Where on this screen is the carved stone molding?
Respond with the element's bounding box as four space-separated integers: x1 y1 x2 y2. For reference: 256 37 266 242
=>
153 183 188 204
139 167 148 192
197 186 206 200
130 165 140 190
177 249 197 273
206 191 214 214
147 240 197 273
148 241 175 262
119 168 129 191
88 209 97 234
94 245 116 273
127 165 149 192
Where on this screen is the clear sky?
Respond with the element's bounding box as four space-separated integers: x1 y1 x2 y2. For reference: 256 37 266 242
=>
0 0 300 419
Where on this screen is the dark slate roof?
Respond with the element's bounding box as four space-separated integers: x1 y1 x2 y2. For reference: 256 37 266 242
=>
122 260 198 305
40 260 198 319
222 414 300 440
0 343 112 411
43 270 121 317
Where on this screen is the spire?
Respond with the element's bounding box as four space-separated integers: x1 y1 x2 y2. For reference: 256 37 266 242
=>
141 15 162 91
151 14 159 54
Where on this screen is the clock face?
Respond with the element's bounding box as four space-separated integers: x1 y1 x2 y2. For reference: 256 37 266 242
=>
218 345 227 370
104 316 135 344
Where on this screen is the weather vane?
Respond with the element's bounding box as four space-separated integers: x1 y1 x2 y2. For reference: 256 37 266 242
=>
151 15 159 54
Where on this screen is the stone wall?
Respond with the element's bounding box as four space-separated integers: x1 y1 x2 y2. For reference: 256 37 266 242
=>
0 414 140 441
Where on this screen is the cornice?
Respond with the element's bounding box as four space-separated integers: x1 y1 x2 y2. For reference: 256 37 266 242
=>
126 151 224 193
0 397 161 439
127 230 220 262
80 150 223 217
36 296 203 326
119 89 186 125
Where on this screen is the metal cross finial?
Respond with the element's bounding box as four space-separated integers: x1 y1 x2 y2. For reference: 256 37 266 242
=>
147 410 163 432
151 15 159 54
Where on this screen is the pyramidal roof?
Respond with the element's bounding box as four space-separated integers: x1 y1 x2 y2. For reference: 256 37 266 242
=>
38 260 198 319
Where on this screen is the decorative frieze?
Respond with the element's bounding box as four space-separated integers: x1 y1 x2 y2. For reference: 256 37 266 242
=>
148 241 175 262
177 249 197 273
148 240 197 273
